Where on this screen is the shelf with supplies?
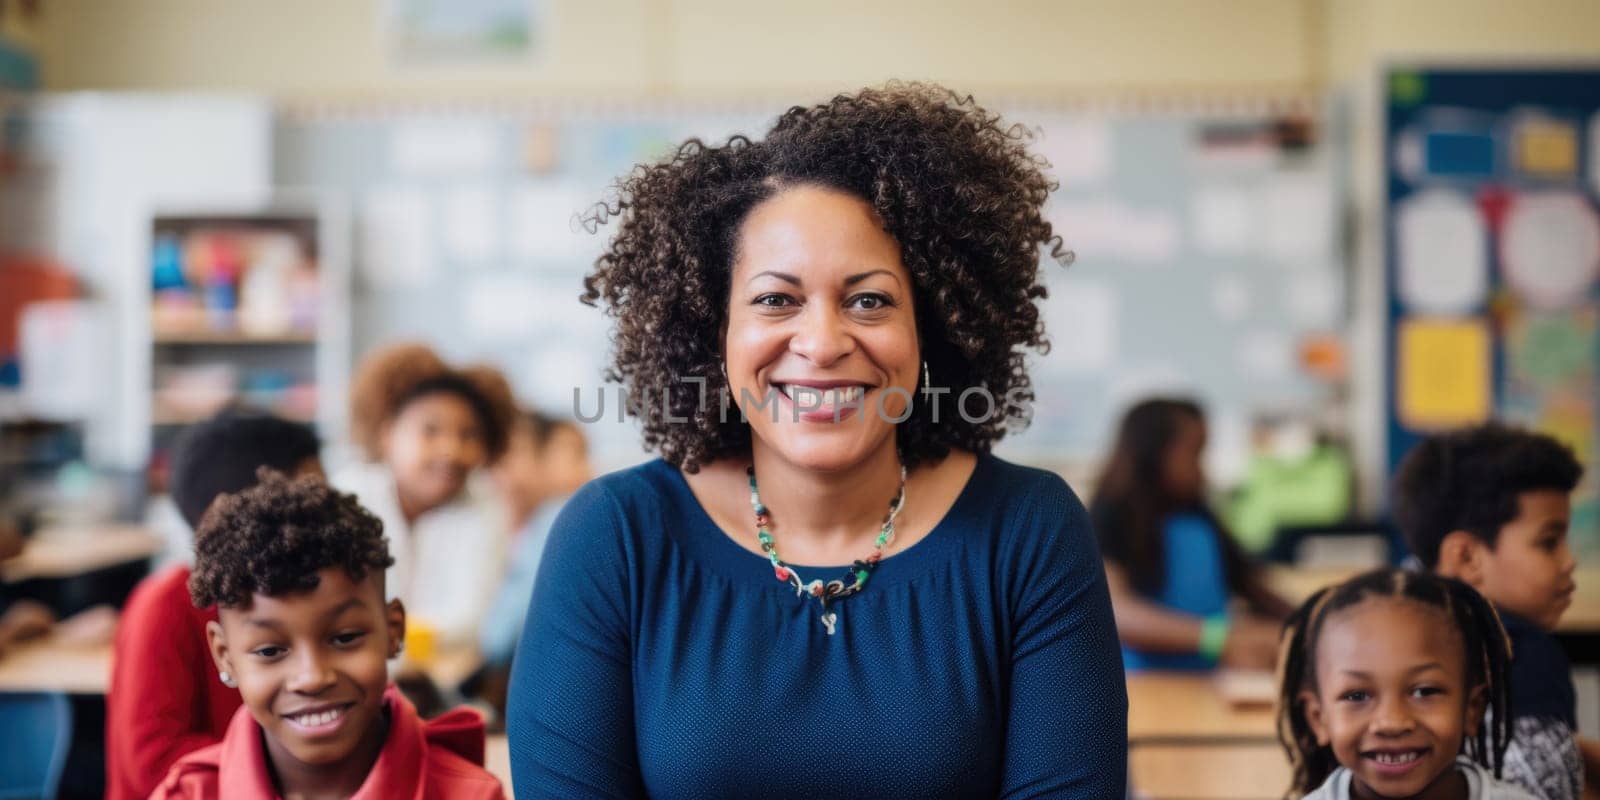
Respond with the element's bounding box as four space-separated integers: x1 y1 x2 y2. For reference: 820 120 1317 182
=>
140 194 350 485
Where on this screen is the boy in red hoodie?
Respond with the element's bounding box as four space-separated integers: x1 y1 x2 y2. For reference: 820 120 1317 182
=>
152 470 503 800
107 410 324 800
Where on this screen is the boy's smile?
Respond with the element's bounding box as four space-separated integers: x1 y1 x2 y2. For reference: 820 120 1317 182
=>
209 567 405 784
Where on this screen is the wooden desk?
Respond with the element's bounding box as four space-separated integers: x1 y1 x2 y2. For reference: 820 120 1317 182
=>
1128 672 1290 799
1 525 164 582
1127 671 1278 743
0 636 112 694
1267 566 1600 634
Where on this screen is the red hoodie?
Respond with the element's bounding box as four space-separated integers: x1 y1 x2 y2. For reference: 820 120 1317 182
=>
105 564 242 800
151 686 505 800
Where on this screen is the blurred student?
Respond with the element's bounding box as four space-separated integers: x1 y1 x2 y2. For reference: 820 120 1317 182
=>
1395 423 1597 800
105 409 323 800
1090 398 1291 671
469 412 591 712
153 471 503 799
333 343 514 645
1277 568 1531 800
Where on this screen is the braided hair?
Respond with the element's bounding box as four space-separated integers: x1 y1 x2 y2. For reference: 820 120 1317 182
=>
1274 568 1514 797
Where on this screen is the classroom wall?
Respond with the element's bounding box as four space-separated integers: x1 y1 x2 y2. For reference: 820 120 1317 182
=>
1314 0 1600 512
25 0 1600 511
34 0 1319 95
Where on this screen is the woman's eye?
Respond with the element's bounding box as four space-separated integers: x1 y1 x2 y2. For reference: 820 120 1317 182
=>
753 293 794 308
252 646 285 659
849 293 893 311
1338 690 1369 703
1412 686 1444 698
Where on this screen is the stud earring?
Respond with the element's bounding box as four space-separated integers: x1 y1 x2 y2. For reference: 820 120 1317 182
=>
218 671 237 688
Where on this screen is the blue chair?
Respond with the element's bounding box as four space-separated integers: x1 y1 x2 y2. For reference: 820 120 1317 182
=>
0 692 72 800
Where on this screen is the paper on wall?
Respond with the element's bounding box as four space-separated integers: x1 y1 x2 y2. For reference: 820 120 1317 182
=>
510 182 604 264
1040 278 1117 374
359 186 434 289
1191 186 1258 255
1261 174 1334 263
1395 188 1487 315
1500 191 1600 311
1512 116 1578 178
1397 317 1491 430
462 274 539 340
1049 200 1179 265
528 344 606 412
1236 330 1295 380
1035 117 1113 186
1285 269 1343 328
390 119 499 175
442 184 500 264
1210 273 1253 322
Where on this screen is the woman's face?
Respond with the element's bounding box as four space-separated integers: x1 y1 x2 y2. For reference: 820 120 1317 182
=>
724 185 919 473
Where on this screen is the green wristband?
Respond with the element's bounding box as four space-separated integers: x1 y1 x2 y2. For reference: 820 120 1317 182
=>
1198 615 1231 663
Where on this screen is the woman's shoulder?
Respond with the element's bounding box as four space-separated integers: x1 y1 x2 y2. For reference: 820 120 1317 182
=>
971 453 1087 529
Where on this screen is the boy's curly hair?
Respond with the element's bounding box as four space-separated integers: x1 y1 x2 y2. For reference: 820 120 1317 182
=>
1394 422 1583 567
347 342 516 464
580 81 1070 472
188 469 394 609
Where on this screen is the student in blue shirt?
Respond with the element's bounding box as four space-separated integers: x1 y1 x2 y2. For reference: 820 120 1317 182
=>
1091 397 1291 671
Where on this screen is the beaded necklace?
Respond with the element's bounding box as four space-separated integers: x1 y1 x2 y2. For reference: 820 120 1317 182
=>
746 464 907 635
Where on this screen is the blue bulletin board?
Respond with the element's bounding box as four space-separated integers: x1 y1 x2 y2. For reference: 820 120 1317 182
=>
1384 66 1600 556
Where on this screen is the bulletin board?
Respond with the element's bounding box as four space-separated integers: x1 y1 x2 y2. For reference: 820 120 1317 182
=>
274 93 1344 479
1384 66 1600 556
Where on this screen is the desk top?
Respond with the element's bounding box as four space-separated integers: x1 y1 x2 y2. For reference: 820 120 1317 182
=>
1 524 164 582
0 636 113 694
1267 566 1600 634
1127 671 1278 743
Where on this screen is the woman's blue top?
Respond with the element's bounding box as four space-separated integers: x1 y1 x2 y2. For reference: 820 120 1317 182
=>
506 452 1127 799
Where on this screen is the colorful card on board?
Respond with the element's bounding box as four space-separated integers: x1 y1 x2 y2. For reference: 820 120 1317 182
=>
1397 317 1492 430
1512 117 1578 178
1423 131 1496 178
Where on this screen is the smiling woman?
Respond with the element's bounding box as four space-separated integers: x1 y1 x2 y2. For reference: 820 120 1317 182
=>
506 82 1128 798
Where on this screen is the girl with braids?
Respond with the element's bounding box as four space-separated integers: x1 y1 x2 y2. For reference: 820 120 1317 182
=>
1276 568 1533 800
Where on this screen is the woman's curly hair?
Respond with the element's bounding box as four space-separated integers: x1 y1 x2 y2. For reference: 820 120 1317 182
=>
348 341 516 464
188 469 394 609
581 82 1069 472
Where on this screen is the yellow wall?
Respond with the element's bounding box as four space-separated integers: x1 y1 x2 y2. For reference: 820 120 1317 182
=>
37 0 1319 96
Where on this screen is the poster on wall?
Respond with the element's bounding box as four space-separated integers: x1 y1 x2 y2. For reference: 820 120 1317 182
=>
384 0 541 65
1384 66 1600 556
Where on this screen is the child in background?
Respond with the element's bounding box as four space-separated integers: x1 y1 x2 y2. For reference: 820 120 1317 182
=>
333 343 514 645
470 412 592 713
1091 397 1291 671
106 409 322 800
154 471 503 799
1277 568 1532 800
1394 423 1596 800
